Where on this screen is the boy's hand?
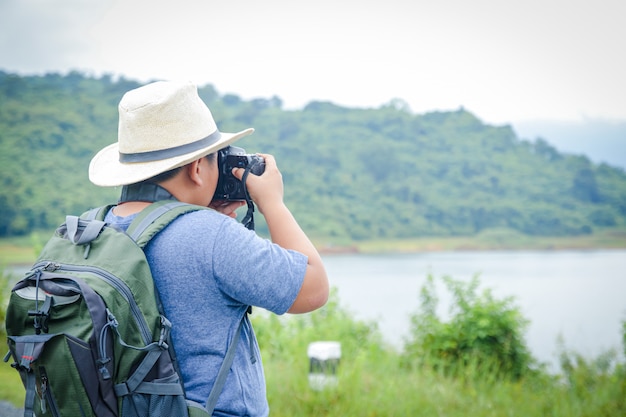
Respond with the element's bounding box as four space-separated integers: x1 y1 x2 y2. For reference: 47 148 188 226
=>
209 200 246 218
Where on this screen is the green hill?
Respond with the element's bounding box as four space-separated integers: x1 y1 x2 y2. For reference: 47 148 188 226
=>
1 71 625 243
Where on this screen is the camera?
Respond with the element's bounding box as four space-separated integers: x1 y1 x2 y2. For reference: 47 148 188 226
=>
212 146 265 201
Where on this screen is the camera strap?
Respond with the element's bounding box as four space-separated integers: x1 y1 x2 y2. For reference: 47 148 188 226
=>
240 166 256 231
118 172 258 231
119 183 176 203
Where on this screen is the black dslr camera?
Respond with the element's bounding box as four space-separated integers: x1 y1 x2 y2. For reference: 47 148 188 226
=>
212 146 265 201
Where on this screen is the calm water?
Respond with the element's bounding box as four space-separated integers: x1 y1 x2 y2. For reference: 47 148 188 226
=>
322 250 626 370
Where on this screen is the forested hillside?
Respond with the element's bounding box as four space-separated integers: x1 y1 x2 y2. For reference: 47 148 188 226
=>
1 72 625 241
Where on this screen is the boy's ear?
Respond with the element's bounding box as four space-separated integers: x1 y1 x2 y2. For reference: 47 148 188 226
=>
186 158 204 186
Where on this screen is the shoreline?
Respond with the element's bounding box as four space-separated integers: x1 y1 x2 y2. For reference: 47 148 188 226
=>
316 231 626 255
317 245 626 256
2 229 626 266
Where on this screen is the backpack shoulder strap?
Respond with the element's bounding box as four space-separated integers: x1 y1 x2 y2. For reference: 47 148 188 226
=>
205 313 246 414
126 200 209 248
125 199 247 414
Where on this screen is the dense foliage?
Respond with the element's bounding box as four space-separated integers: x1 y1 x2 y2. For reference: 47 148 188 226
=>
1 71 626 241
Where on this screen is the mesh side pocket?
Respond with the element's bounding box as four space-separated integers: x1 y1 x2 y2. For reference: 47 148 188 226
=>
187 400 211 417
121 393 188 417
120 374 188 417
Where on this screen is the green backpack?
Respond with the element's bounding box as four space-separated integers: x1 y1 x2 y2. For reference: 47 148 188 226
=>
5 200 244 417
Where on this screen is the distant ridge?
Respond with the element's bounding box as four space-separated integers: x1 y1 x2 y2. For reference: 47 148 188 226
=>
1 71 625 242
513 119 626 170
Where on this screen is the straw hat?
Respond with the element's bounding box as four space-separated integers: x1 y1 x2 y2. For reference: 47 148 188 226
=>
89 80 254 187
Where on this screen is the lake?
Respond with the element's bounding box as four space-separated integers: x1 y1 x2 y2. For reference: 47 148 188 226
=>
321 250 626 371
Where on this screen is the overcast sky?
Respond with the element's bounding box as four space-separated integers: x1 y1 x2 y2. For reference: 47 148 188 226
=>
1 0 625 127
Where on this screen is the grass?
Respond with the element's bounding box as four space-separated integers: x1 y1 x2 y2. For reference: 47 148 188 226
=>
0 360 23 407
0 231 51 267
0 243 37 268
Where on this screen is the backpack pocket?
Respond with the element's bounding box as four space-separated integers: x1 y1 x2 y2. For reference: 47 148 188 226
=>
7 333 117 417
6 272 118 417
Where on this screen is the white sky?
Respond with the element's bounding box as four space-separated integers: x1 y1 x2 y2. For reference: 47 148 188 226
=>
1 0 625 126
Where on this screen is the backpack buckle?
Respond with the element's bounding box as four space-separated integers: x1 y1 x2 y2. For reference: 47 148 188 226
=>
158 316 171 349
97 357 112 380
28 295 53 334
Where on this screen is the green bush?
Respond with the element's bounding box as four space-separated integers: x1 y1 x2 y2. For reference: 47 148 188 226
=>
404 274 534 380
253 288 383 364
557 337 626 415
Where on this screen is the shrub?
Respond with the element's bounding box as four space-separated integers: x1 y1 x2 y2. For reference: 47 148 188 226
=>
557 340 626 415
404 274 534 380
253 288 383 363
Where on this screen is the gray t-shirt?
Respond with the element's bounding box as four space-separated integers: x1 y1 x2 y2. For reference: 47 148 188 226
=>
105 207 307 416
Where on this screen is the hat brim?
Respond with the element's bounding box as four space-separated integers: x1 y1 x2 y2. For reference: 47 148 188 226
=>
89 128 254 187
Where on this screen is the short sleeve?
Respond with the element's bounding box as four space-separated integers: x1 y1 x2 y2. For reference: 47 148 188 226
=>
209 217 308 314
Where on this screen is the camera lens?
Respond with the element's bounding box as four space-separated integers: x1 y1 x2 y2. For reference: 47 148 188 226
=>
224 179 238 194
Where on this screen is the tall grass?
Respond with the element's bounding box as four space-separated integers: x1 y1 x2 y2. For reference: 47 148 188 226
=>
0 268 24 407
0 361 23 407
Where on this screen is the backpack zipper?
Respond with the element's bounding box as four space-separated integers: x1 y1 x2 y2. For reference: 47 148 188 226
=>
39 366 61 417
33 261 152 345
